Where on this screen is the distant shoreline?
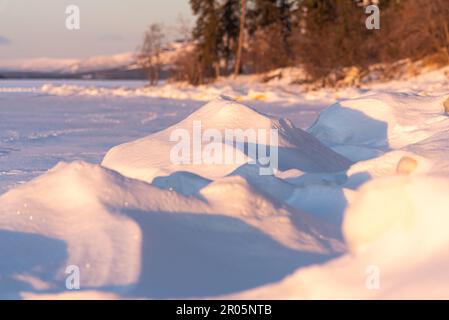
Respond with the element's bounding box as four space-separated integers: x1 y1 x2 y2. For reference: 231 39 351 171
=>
0 68 149 81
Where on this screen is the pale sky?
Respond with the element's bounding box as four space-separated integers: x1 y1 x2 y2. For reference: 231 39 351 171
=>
0 0 192 60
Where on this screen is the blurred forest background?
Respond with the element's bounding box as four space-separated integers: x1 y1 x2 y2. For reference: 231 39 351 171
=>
139 0 449 86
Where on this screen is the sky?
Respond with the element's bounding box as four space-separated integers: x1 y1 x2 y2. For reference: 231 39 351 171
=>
0 0 192 60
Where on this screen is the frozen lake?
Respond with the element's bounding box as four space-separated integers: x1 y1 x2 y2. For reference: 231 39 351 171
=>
0 80 203 194
1 72 449 299
0 79 331 194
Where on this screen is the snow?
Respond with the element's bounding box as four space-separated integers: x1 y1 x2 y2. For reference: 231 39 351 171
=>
0 42 189 74
1 66 449 299
229 175 449 300
0 160 342 299
0 53 134 73
0 162 143 293
102 96 351 183
0 58 80 73
309 92 449 161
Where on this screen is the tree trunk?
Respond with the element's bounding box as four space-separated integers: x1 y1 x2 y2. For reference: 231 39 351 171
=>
234 0 246 77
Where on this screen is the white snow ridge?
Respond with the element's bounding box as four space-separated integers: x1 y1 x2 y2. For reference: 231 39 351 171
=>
2 88 449 299
0 161 343 298
0 97 349 299
102 96 351 182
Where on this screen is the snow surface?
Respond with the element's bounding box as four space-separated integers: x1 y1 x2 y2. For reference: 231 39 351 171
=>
1 66 449 299
229 175 449 299
102 96 351 182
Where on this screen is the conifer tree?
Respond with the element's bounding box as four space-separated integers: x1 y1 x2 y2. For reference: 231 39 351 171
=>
234 0 247 76
190 0 221 82
219 0 241 75
250 0 293 56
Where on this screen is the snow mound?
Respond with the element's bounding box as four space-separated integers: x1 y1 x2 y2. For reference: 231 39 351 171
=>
309 93 449 159
345 150 433 188
228 164 295 202
287 185 355 226
227 175 449 300
102 97 351 182
343 175 449 255
0 161 144 290
152 171 211 196
0 160 343 298
199 175 344 253
405 129 449 175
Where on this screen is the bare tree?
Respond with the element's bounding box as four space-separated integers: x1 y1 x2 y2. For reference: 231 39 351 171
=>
172 48 203 85
175 14 193 43
245 24 291 74
234 0 246 77
138 23 165 86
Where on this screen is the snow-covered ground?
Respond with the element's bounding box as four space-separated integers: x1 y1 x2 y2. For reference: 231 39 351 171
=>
0 67 449 299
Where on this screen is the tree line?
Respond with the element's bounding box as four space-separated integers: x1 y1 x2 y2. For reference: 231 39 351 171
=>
141 0 449 86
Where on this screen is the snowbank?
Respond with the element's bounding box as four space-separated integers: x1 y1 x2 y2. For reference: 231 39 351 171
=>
0 160 342 298
343 175 449 255
102 97 351 183
2 71 449 299
309 93 449 161
228 174 449 299
38 83 305 104
218 89 449 299
0 162 144 292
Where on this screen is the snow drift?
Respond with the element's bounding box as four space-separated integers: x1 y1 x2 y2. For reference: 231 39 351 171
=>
102 96 351 183
0 160 342 299
228 174 449 299
222 91 449 299
2 74 449 299
309 93 449 161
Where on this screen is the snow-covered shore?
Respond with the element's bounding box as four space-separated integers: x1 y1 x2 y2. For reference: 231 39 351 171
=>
1 68 449 299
